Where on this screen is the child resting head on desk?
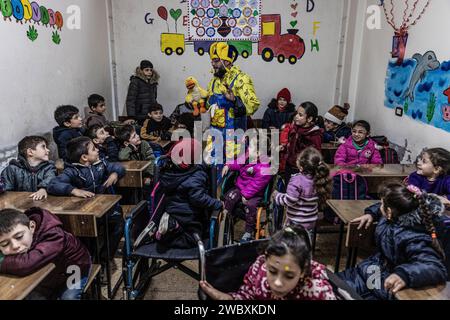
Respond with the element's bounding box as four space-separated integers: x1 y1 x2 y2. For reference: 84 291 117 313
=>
0 208 91 300
338 182 448 300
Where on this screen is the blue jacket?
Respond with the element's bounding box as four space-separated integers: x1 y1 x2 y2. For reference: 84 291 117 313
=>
96 137 120 162
47 160 125 196
338 195 447 299
52 126 85 161
323 123 351 143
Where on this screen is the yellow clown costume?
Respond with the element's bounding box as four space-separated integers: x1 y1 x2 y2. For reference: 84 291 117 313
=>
205 42 261 163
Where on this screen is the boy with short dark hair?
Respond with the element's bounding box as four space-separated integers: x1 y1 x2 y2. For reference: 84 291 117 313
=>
0 208 91 300
86 124 119 162
1 136 56 200
116 124 155 180
140 103 172 142
53 105 85 161
85 94 107 128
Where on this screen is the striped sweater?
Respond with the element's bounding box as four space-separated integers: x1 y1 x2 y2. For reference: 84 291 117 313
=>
275 173 318 229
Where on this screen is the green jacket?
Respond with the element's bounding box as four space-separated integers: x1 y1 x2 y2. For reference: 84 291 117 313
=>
118 140 155 176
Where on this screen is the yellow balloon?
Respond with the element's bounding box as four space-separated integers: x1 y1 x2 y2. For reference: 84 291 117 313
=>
21 0 32 21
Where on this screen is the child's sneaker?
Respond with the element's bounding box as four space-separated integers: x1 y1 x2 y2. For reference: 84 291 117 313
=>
240 232 253 243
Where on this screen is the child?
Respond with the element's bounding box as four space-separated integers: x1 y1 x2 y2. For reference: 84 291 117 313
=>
322 104 352 143
408 148 450 203
262 88 296 130
285 102 323 183
47 136 125 264
278 113 296 173
140 103 172 142
169 102 195 125
222 136 273 242
340 183 448 300
334 120 382 165
1 136 56 200
53 105 85 161
0 208 91 300
86 124 119 162
116 124 155 180
156 138 223 249
84 94 107 128
272 147 331 234
200 226 336 300
126 60 160 124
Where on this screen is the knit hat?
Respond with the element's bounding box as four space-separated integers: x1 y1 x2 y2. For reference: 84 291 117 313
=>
277 88 292 104
209 42 238 63
324 103 350 125
140 60 153 70
168 138 202 169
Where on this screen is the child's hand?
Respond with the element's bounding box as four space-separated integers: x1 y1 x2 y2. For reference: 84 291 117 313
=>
71 189 95 198
351 214 373 230
242 197 248 205
384 273 406 294
200 281 233 300
246 167 254 175
222 166 229 178
103 173 119 188
29 188 48 201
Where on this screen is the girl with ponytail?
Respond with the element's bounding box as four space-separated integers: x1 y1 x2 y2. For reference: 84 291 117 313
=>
339 182 448 300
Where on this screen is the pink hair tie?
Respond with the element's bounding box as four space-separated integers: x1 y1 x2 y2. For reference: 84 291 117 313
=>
407 185 423 198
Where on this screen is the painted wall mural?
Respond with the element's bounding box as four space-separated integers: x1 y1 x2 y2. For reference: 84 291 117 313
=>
385 51 450 133
154 0 322 65
1 0 64 44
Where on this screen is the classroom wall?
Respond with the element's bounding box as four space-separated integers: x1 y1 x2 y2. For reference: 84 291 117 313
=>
351 0 450 161
111 0 346 119
0 0 112 169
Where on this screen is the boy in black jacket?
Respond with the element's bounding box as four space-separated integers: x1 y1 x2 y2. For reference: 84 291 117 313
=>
52 105 85 161
86 124 119 162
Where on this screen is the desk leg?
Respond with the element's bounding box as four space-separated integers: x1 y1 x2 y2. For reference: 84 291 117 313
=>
334 221 344 273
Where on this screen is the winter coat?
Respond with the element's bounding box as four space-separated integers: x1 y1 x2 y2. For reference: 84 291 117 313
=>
262 99 296 130
1 156 56 192
323 123 352 143
334 137 383 165
169 102 195 124
227 155 272 199
338 195 448 300
84 107 107 128
140 116 172 142
96 137 120 163
159 164 222 248
118 140 155 176
286 125 323 168
0 207 91 297
52 126 85 161
408 172 450 200
125 68 160 123
229 255 336 300
47 160 125 196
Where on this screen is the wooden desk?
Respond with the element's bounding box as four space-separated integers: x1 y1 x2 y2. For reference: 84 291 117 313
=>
0 263 55 300
326 200 378 272
0 192 122 237
329 164 415 193
117 161 151 188
322 143 339 164
396 282 450 300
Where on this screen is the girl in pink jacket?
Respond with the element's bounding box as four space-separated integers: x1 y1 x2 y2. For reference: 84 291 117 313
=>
222 139 273 242
334 120 383 165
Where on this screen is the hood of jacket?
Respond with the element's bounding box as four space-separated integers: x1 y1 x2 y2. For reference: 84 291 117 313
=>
268 99 296 112
132 67 160 84
25 207 63 244
160 165 205 192
9 156 52 173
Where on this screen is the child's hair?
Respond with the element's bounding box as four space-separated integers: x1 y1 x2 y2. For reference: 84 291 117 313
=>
299 101 319 124
18 136 48 159
296 147 331 210
352 120 371 132
88 94 105 109
0 209 30 236
66 136 92 164
54 105 79 127
380 182 445 259
177 113 195 135
262 225 312 276
420 148 450 175
86 124 103 140
149 103 163 113
115 124 135 145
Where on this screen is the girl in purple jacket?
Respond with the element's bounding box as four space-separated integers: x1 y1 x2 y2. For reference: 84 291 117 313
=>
222 138 273 242
334 120 383 165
